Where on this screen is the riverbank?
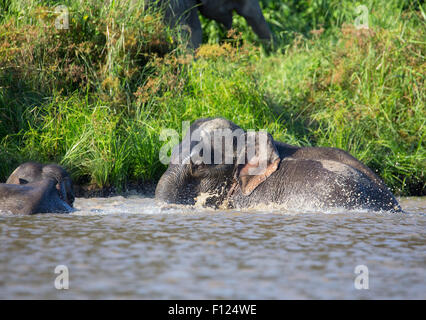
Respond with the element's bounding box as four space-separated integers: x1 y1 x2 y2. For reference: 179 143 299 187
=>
73 181 157 198
0 0 424 196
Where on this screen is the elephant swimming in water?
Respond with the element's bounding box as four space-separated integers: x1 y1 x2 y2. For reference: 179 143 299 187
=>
155 0 273 48
155 118 402 212
0 162 74 215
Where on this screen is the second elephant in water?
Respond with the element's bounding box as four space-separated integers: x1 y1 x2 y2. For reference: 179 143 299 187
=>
155 118 402 212
0 162 75 214
157 0 273 48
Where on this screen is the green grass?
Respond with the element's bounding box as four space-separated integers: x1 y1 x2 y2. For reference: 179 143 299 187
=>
0 0 424 195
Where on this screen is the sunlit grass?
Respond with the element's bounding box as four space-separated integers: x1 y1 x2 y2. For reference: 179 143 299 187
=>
0 0 424 195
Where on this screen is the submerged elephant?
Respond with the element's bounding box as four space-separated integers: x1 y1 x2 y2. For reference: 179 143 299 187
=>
0 162 74 215
156 0 273 48
155 118 402 212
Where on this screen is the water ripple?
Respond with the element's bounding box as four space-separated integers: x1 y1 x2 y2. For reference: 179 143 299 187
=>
0 196 425 299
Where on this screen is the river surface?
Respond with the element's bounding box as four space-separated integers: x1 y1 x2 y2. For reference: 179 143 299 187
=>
0 196 425 299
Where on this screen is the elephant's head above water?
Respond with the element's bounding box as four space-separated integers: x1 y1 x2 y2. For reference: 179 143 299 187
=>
6 162 75 207
155 118 283 208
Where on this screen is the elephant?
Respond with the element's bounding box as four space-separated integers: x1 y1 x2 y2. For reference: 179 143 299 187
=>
155 118 402 212
0 162 75 215
155 0 273 48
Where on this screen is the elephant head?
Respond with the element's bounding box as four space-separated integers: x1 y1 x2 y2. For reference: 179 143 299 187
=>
155 118 280 207
6 162 75 207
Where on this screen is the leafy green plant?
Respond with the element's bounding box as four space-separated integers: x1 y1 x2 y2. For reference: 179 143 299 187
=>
0 0 424 195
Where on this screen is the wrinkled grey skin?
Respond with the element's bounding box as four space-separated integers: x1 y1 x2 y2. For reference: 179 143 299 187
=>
155 118 402 212
0 162 75 215
0 179 73 215
156 0 272 48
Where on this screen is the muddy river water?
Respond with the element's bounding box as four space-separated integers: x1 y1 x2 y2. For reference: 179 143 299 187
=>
1 196 425 299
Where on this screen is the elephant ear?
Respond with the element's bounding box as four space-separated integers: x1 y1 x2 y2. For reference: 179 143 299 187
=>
56 177 74 207
55 179 67 201
236 131 281 196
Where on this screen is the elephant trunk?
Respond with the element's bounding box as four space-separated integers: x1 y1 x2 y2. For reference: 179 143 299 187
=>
155 164 191 204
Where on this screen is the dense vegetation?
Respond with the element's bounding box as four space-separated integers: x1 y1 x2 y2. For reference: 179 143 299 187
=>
0 0 424 195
